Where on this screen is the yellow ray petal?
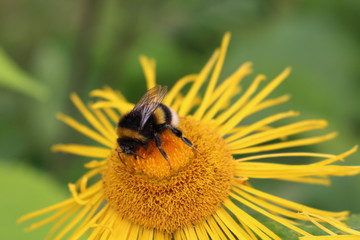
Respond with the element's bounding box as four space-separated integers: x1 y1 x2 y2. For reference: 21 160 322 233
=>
235 161 360 179
53 194 103 240
311 146 358 166
202 62 253 121
71 93 114 142
230 191 311 236
231 186 307 222
183 225 199 240
90 86 126 101
195 222 210 240
177 229 187 240
223 200 281 240
302 211 337 235
239 220 258 240
76 166 105 192
215 74 266 127
217 67 291 135
164 74 197 106
171 94 184 113
89 207 118 239
194 32 231 119
92 108 118 139
228 125 277 136
236 183 349 218
246 94 290 116
300 236 360 240
229 119 328 150
225 111 299 143
56 113 114 148
236 151 335 162
211 214 238 240
178 49 220 116
103 107 121 123
231 132 337 155
52 144 110 158
91 101 133 115
139 55 156 89
127 224 141 240
302 212 360 236
46 206 81 240
203 218 226 240
279 176 331 185
201 85 241 123
215 205 258 240
18 199 75 223
84 160 106 169
139 227 154 240
68 183 88 205
69 198 106 239
209 62 252 106
24 204 73 231
22 182 103 235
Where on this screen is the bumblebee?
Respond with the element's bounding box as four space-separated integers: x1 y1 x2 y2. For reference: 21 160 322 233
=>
116 86 196 166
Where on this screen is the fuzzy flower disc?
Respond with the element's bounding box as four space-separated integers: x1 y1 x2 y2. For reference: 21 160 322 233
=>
103 116 234 233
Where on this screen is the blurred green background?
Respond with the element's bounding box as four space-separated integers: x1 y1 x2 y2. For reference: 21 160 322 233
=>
1 0 360 238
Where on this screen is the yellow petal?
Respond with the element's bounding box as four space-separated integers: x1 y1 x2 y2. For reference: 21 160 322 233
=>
215 74 266 128
300 236 360 240
178 49 219 116
231 132 337 155
229 119 328 150
236 151 335 162
214 207 254 240
139 55 156 89
202 62 253 121
247 94 290 116
164 74 197 107
223 199 281 240
217 67 291 134
91 108 118 139
301 212 360 236
194 32 231 119
225 110 299 143
52 144 110 158
56 113 114 148
236 183 349 218
229 190 312 236
235 161 360 179
71 93 115 142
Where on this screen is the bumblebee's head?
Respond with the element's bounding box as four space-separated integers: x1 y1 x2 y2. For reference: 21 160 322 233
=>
117 138 144 159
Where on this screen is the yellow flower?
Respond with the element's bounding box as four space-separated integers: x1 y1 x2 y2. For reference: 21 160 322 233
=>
19 33 360 240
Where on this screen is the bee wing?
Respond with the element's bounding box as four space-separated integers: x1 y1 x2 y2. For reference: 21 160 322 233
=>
131 85 168 129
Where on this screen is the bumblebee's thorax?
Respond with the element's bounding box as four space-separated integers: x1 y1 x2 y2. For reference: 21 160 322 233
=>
116 104 179 144
115 86 196 165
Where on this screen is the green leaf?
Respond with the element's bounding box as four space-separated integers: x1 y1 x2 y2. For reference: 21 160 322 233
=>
0 48 48 100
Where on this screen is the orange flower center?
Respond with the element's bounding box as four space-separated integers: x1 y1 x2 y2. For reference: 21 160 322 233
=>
102 116 234 233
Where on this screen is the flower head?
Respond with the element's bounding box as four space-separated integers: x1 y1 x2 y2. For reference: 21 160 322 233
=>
19 33 360 239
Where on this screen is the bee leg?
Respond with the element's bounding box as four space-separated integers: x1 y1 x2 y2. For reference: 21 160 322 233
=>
117 152 127 166
154 133 172 169
167 125 201 154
